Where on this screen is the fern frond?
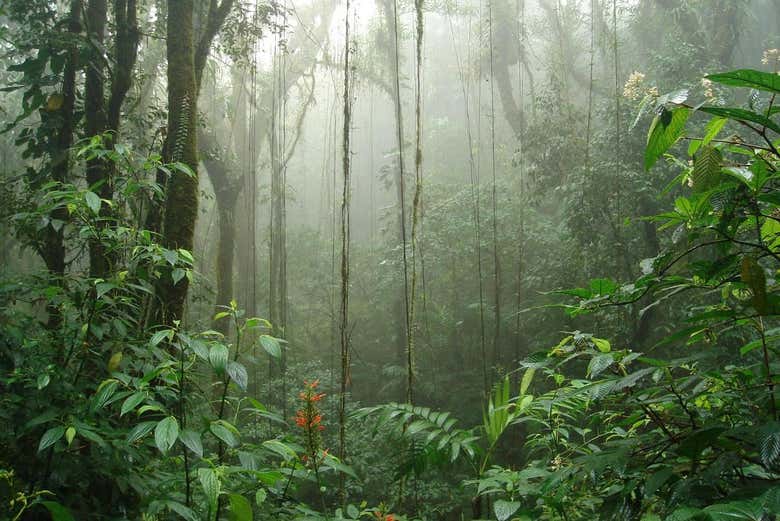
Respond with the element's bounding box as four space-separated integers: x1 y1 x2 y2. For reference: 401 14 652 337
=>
354 402 478 463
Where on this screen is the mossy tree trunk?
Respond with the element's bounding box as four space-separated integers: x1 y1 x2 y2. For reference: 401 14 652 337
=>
84 0 109 277
158 0 198 325
43 0 82 279
200 127 243 335
154 0 234 326
84 0 139 278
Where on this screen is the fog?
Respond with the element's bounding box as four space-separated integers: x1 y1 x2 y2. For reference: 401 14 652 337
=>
2 0 779 519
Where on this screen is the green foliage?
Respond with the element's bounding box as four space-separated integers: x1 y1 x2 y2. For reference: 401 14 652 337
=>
645 107 691 170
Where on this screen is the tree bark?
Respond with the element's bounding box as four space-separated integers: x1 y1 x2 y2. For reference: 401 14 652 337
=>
42 0 82 279
84 0 139 278
200 128 242 334
85 0 109 277
157 0 199 325
152 0 234 325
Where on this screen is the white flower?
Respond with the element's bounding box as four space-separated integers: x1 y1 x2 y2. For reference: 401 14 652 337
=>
762 48 780 66
623 71 646 100
701 78 715 99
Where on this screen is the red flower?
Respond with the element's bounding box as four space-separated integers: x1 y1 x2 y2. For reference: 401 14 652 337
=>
296 379 328 466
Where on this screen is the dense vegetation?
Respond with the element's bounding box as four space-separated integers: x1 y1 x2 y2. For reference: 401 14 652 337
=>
1 1 779 520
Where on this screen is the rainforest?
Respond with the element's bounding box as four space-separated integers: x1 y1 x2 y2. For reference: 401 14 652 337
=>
1 1 779 520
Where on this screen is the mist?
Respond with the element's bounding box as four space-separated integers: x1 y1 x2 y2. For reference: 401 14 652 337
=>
2 1 780 519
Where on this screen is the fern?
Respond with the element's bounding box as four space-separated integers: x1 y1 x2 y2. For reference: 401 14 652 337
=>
760 427 780 470
172 94 191 163
354 403 479 463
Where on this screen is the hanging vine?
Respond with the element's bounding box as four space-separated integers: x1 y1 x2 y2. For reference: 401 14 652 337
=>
447 6 488 396
388 0 413 402
487 0 501 373
407 0 424 406
338 0 353 505
512 0 526 370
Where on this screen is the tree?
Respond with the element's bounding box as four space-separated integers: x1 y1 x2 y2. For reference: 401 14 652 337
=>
155 0 234 325
84 0 139 278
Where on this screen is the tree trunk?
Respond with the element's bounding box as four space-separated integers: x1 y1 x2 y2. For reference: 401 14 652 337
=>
43 0 81 280
84 0 139 278
85 0 110 277
201 128 242 335
152 0 234 325
157 0 198 325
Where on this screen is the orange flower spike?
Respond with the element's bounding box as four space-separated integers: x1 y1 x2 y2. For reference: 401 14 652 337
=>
385 515 395 521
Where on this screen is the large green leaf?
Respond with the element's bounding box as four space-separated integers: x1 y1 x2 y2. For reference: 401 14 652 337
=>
209 343 229 374
494 500 522 521
156 500 198 521
259 335 282 358
228 493 253 521
210 420 239 447
691 145 722 192
126 421 157 443
154 416 179 454
322 453 359 479
704 499 764 520
92 379 118 410
262 439 297 461
587 353 614 378
688 117 727 156
645 108 691 170
179 429 204 458
706 69 780 93
41 502 75 521
699 106 780 135
84 191 101 214
227 361 248 391
38 426 65 452
520 367 535 396
120 391 146 417
198 468 220 510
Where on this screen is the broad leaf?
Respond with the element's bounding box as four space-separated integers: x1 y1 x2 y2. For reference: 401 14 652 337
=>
92 379 118 410
209 343 229 374
84 191 101 214
120 392 146 417
179 429 203 458
210 420 239 447
688 117 727 156
259 335 282 358
706 69 780 93
691 145 722 192
699 106 780 135
494 500 522 521
154 416 179 454
38 426 65 452
228 493 253 521
198 468 220 509
227 361 248 391
41 502 75 521
127 421 157 443
646 107 690 170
